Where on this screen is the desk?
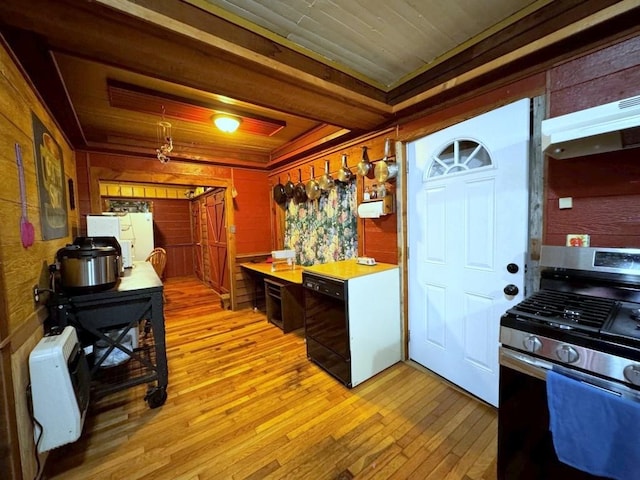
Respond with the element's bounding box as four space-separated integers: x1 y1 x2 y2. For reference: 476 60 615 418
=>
240 263 304 332
240 262 303 284
48 262 167 408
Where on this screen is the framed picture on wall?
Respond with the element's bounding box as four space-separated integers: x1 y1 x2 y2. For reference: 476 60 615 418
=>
32 112 68 240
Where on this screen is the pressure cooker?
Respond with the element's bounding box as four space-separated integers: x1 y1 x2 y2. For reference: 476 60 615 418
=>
55 236 122 293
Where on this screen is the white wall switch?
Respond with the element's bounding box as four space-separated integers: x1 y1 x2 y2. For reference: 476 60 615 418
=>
559 197 573 209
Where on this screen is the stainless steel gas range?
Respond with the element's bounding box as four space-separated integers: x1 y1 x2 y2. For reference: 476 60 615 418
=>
498 245 640 480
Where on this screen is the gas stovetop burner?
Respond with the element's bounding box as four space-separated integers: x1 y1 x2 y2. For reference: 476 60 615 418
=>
506 290 617 333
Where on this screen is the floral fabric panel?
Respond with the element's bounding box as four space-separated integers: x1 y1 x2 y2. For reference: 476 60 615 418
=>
284 182 357 266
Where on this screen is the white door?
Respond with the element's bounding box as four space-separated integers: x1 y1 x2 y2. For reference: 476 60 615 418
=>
407 99 530 407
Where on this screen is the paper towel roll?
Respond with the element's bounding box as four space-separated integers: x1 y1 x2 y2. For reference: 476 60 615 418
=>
357 201 384 218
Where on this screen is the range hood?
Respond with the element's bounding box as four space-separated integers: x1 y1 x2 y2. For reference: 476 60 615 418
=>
541 94 640 159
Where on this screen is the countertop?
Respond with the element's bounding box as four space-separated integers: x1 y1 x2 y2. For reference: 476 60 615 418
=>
303 259 398 281
240 262 304 284
62 261 163 302
118 261 163 291
241 259 398 283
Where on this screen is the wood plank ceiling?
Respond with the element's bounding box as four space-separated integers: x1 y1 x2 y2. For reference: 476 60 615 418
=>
0 0 639 169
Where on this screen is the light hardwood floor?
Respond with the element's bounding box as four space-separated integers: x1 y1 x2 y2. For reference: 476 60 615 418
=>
43 276 497 480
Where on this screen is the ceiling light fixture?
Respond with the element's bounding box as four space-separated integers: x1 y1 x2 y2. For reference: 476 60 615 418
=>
213 114 241 133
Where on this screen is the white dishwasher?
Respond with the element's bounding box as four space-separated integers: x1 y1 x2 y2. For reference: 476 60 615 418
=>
302 260 401 387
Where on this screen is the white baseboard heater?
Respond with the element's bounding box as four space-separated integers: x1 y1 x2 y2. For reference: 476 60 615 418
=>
29 326 90 452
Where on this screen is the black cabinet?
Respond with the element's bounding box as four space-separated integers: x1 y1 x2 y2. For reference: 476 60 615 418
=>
264 278 304 333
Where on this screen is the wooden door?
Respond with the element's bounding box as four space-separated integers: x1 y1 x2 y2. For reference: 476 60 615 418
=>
205 189 229 293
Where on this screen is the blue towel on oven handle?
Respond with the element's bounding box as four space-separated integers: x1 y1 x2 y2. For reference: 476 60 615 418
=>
547 370 640 480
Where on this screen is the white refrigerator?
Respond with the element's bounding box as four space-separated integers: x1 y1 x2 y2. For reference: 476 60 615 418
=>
87 213 155 263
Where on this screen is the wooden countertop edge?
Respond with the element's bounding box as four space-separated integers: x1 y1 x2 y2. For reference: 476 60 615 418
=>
240 260 399 283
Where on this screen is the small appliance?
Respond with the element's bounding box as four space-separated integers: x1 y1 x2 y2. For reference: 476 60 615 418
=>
29 326 90 452
55 236 122 293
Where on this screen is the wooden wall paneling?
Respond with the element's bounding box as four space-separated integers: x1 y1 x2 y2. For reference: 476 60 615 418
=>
396 74 546 144
164 245 194 278
549 67 640 117
11 326 43 480
0 346 20 479
231 169 272 254
545 193 640 248
0 39 78 479
234 253 270 310
361 216 398 265
548 36 640 115
544 34 640 247
548 35 640 91
151 198 193 278
272 200 286 252
74 151 91 234
0 249 20 479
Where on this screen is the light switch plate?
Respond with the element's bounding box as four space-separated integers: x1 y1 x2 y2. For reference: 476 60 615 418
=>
559 197 573 209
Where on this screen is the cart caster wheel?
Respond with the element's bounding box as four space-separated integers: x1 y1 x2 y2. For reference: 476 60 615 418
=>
145 387 167 408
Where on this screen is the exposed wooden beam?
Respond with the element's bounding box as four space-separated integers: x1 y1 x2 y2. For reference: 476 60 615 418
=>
0 26 87 147
124 0 388 98
389 0 640 110
268 125 351 167
0 0 391 131
84 141 272 169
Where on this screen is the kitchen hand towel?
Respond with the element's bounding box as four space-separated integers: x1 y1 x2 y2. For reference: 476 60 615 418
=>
547 370 640 480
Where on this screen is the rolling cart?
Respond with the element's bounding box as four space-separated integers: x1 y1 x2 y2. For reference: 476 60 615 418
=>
47 262 168 408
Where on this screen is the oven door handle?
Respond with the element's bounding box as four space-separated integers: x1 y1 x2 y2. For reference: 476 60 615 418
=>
500 347 551 381
500 347 640 402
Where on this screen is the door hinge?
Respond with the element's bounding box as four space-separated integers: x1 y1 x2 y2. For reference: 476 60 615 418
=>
407 330 410 342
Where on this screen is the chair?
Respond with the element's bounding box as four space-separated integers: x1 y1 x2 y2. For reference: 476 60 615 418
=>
146 247 167 280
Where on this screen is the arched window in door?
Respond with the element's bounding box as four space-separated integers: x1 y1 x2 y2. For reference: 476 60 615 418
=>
425 139 492 179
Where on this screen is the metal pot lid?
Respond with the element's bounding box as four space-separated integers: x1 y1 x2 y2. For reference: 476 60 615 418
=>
57 244 117 259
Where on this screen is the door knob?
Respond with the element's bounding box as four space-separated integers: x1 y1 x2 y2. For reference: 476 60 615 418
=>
503 284 519 296
506 263 519 274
